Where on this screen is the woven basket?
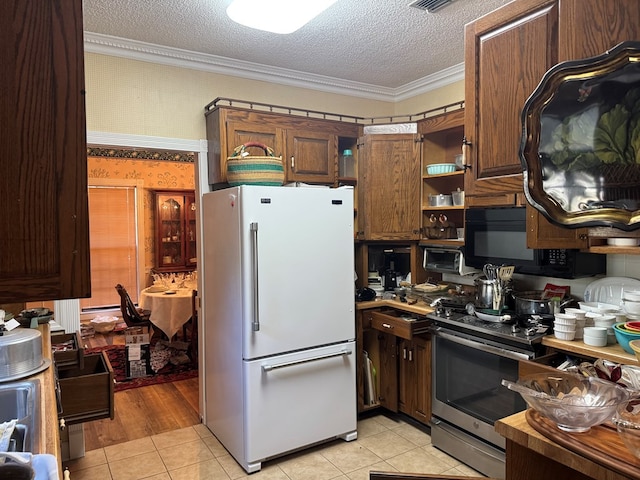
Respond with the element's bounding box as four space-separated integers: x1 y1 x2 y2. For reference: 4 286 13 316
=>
226 142 284 186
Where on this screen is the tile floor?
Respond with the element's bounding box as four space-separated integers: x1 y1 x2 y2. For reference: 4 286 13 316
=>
66 413 484 480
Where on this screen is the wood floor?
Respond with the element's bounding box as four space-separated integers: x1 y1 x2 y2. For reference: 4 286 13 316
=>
82 329 201 451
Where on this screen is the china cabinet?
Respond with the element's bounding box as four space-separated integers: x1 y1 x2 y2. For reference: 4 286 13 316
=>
0 0 89 302
154 191 197 272
205 101 360 188
419 108 465 245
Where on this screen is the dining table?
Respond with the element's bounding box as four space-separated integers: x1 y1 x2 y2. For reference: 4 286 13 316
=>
139 286 194 339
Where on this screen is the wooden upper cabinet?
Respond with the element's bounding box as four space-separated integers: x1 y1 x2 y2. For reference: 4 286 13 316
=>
558 0 640 62
358 134 421 241
286 129 336 184
463 0 640 248
0 0 90 302
226 120 285 163
205 106 359 188
464 0 558 201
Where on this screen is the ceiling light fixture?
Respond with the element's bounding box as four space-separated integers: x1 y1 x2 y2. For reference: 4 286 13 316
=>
226 0 338 34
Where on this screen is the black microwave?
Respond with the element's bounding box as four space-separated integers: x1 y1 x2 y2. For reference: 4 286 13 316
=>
464 207 606 279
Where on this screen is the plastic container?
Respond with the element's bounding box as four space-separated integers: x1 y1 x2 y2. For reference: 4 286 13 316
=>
339 149 355 178
451 188 464 206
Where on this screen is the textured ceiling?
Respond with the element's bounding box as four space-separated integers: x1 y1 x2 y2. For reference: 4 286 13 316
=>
83 0 512 91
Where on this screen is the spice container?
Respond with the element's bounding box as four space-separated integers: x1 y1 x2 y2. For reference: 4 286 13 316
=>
339 149 355 178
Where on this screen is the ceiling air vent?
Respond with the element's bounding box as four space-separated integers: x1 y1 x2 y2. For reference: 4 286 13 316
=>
408 0 453 13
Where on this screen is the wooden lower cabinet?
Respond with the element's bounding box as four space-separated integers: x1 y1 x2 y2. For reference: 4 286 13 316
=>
397 336 431 424
357 308 432 425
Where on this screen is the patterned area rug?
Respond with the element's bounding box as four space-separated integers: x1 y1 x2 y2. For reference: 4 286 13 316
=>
85 343 197 392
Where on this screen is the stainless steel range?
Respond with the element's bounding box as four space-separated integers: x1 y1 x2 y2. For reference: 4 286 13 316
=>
428 308 548 479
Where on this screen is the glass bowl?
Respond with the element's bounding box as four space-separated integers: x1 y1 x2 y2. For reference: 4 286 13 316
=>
502 372 632 433
613 399 640 459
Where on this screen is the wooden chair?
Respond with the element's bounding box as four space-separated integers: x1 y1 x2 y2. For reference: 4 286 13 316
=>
115 284 152 332
369 472 495 480
184 289 198 365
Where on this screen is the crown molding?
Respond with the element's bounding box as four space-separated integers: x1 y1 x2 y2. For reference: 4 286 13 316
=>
87 131 206 153
84 32 462 103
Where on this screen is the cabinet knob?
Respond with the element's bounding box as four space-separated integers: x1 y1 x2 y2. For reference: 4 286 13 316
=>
290 156 295 169
382 323 393 329
59 418 66 430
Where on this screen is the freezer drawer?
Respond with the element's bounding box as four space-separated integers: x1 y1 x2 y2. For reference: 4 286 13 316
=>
244 342 357 466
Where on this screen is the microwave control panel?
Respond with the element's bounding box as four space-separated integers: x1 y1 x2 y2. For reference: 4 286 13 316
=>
545 249 568 266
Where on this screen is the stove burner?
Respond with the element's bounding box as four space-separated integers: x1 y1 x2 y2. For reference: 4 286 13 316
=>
427 310 549 350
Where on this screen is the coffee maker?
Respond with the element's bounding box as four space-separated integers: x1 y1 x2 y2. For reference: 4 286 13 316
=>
383 262 398 291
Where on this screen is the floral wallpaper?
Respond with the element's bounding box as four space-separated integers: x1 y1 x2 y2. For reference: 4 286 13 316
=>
87 153 195 280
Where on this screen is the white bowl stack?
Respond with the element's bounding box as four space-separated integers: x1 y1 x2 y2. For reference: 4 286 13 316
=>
583 326 608 347
554 312 577 341
593 314 618 344
565 308 587 336
624 289 640 320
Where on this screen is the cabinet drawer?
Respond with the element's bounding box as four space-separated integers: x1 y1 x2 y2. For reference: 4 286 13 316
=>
518 351 596 378
58 352 114 425
369 309 430 340
51 331 84 370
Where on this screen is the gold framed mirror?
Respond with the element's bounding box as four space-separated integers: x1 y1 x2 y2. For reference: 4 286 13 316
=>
520 41 640 230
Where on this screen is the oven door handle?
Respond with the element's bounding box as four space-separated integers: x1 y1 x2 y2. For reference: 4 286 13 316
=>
434 328 534 361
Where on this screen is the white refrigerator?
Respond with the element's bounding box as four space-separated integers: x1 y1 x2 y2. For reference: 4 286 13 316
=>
202 185 357 473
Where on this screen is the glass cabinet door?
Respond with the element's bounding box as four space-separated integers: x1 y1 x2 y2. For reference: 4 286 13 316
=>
155 191 196 272
185 196 197 268
158 194 185 269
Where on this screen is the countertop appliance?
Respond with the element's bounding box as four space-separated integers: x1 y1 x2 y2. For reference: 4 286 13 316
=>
427 307 547 479
201 186 357 473
464 206 606 278
422 244 478 276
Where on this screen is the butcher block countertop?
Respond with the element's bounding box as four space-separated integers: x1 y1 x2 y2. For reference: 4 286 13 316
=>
496 410 637 480
355 298 434 316
27 324 62 478
542 335 637 365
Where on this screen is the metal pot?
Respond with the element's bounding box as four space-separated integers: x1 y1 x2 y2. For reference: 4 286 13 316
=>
512 290 574 315
474 277 495 309
428 194 453 207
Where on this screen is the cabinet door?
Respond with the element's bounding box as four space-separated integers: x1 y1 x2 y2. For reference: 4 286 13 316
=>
397 337 431 425
286 129 336 184
397 339 413 416
225 119 285 176
0 0 89 302
185 194 198 268
558 0 640 63
464 0 558 199
412 336 431 424
377 332 398 412
360 134 421 240
155 191 196 272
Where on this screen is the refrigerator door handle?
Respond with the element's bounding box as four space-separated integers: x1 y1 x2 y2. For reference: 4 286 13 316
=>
261 349 353 372
250 222 260 331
